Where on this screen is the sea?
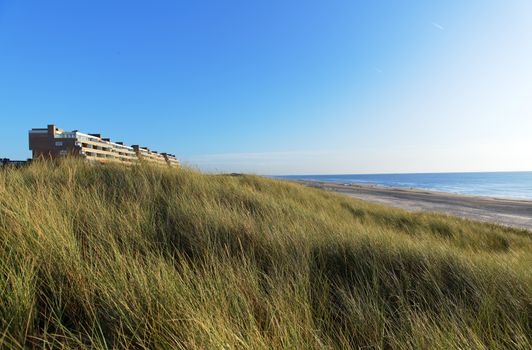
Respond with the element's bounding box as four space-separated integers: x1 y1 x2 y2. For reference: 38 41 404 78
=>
276 171 532 201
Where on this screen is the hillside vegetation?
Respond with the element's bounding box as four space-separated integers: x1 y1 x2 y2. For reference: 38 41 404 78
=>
0 160 530 349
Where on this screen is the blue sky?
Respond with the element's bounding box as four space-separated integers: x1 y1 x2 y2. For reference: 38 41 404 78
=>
1 0 531 174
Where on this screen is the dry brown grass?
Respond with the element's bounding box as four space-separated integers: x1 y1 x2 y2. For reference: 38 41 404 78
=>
0 159 530 349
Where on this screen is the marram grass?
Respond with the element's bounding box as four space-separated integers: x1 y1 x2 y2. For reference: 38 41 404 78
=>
0 159 530 349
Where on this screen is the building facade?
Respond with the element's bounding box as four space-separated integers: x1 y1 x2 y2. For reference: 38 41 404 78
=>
0 158 28 167
29 125 179 167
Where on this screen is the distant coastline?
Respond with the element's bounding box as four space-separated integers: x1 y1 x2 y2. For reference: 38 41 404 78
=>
276 171 532 201
292 180 532 231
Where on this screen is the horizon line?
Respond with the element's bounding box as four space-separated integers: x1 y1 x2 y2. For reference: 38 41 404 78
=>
272 169 532 177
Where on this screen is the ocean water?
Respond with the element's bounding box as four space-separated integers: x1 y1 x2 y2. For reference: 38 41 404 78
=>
277 172 532 200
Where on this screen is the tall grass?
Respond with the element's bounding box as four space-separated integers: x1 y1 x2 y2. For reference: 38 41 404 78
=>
0 159 530 349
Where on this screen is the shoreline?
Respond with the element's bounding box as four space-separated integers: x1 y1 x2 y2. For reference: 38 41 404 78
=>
296 180 532 231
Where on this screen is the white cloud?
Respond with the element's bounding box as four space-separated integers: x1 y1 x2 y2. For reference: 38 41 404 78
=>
431 21 445 31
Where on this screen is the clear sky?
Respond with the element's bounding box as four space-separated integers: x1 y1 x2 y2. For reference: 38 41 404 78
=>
1 0 531 175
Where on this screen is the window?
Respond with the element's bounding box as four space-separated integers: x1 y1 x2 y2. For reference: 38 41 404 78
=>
55 141 63 146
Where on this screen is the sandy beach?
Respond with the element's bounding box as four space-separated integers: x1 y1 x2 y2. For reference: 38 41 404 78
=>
298 181 532 231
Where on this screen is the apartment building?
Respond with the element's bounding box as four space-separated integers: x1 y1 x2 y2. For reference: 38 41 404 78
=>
29 125 179 167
